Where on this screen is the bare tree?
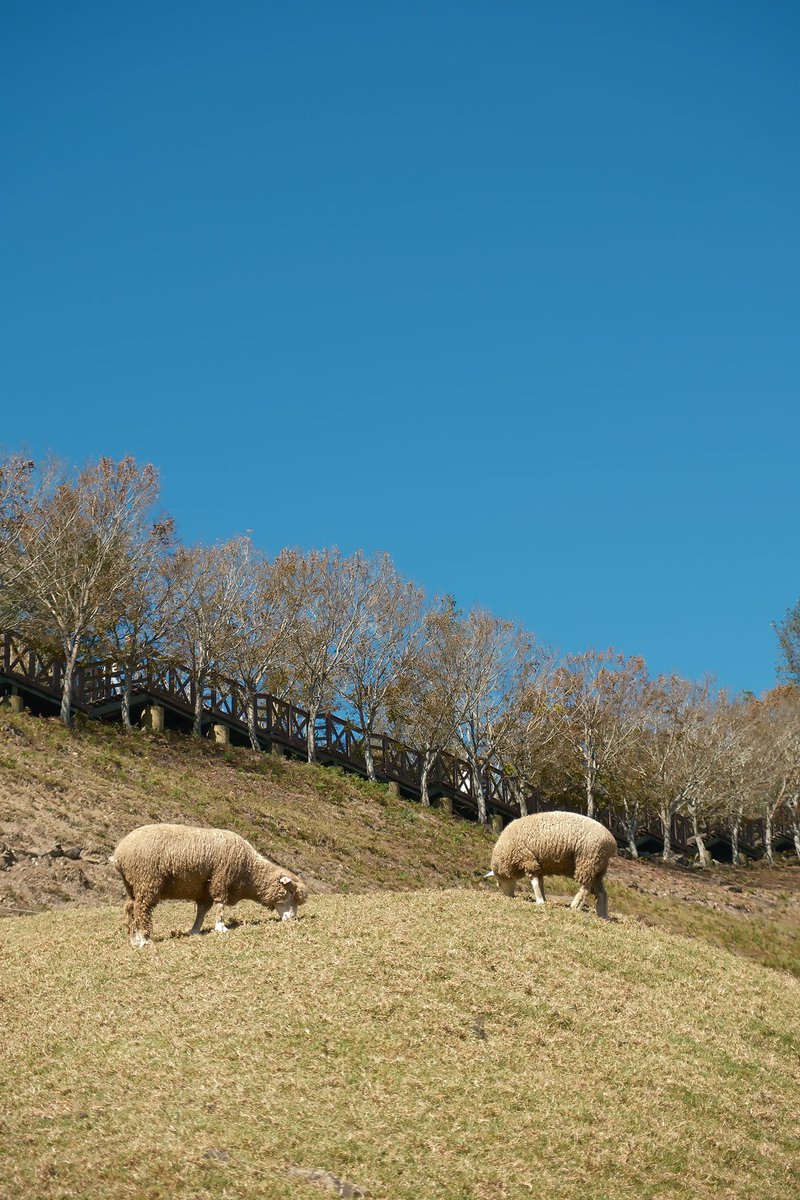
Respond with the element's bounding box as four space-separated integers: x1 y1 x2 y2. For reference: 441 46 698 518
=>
223 547 302 751
754 687 800 864
391 597 469 806
680 697 731 867
284 549 379 763
499 649 563 817
640 674 716 861
339 554 425 780
553 650 650 822
0 451 75 626
167 537 252 738
12 456 162 726
94 517 183 731
774 599 800 686
455 610 540 825
710 695 764 865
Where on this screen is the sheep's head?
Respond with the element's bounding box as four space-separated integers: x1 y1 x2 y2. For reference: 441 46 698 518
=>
274 873 308 921
485 869 516 898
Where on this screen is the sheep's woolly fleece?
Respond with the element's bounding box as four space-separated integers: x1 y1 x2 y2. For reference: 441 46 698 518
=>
111 824 308 912
490 811 617 887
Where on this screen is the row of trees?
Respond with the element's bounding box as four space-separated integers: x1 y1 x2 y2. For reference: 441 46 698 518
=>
2 452 799 862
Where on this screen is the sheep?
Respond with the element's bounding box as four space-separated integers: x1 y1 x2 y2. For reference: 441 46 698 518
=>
487 811 618 918
110 823 308 947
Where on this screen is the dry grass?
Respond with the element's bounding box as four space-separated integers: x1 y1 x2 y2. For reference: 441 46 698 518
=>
1 891 798 1200
0 709 495 906
2 709 800 983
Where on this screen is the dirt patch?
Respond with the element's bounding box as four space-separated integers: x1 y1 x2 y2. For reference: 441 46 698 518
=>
611 853 800 921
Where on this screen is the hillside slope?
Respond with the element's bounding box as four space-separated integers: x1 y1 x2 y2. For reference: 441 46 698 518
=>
0 709 495 904
1 708 799 976
2 891 798 1200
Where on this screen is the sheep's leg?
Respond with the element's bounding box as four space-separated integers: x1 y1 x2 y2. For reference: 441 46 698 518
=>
570 885 590 911
190 900 212 935
131 892 156 947
124 899 135 935
531 875 546 905
594 880 609 920
213 900 228 933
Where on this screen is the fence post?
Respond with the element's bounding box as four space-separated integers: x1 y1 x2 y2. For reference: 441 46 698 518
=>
439 795 453 816
213 723 229 746
490 813 503 836
142 705 165 733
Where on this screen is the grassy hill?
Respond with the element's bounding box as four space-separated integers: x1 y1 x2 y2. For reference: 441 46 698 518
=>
0 707 495 903
1 708 799 977
2 891 799 1200
2 709 799 1199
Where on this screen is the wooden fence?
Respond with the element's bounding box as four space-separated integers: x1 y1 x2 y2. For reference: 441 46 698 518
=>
1 630 794 857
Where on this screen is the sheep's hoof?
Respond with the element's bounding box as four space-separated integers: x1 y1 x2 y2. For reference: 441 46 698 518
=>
130 932 151 948
214 921 228 934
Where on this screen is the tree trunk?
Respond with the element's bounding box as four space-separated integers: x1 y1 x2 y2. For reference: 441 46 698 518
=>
306 704 318 763
193 678 204 739
624 811 639 858
691 808 709 867
731 820 740 867
515 779 528 818
362 724 377 782
583 727 596 818
247 692 261 752
660 803 672 861
764 807 774 865
787 795 800 863
60 641 80 728
121 659 133 733
470 753 488 825
420 749 435 807
585 764 595 819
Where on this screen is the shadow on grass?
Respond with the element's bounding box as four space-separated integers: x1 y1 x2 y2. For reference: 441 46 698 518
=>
163 913 319 940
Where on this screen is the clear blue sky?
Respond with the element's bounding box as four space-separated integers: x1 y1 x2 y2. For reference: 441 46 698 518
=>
2 1 798 696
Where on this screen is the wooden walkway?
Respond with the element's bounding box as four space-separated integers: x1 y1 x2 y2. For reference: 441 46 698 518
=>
1 630 793 857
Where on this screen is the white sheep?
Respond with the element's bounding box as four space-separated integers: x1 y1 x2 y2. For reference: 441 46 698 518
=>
487 811 618 918
110 823 308 947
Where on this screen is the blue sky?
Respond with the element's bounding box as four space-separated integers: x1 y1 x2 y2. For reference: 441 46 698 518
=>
2 1 798 695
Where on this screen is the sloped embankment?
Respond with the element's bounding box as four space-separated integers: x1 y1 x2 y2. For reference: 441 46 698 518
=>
1 890 798 1200
0 708 496 908
1 707 799 977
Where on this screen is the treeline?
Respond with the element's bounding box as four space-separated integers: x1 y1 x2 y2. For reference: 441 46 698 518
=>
2 452 799 863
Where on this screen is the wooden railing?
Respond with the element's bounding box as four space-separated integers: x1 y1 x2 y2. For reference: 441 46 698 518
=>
1 629 795 855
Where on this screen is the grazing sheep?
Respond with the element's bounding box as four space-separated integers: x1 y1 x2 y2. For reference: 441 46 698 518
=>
487 811 618 918
110 823 308 947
